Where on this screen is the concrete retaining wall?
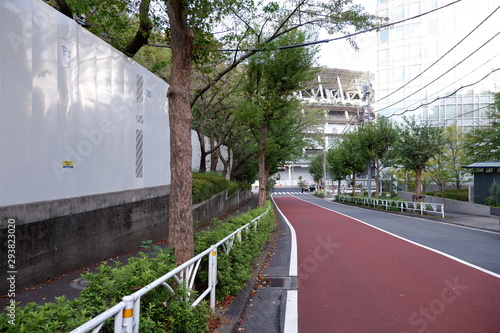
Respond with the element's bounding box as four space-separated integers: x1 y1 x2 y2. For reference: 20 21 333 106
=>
398 191 491 217
0 188 251 295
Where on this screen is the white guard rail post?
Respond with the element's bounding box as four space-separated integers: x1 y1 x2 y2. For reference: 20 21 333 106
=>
334 195 444 218
70 206 271 333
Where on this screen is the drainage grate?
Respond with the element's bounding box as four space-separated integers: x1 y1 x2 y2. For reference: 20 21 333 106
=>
262 277 285 288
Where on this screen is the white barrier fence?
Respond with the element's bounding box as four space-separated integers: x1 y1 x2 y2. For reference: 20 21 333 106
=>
70 206 272 333
334 195 445 218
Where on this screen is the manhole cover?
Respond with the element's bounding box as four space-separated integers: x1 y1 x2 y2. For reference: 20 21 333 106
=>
262 278 285 288
69 278 89 290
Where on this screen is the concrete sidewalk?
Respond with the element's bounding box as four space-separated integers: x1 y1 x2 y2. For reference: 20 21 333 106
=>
439 212 500 232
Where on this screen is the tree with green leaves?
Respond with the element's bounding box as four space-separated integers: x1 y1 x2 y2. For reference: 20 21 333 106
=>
333 131 367 196
192 68 242 173
309 152 325 187
48 0 385 264
465 92 500 162
238 30 319 206
393 117 445 200
427 124 472 192
356 118 398 197
326 147 351 195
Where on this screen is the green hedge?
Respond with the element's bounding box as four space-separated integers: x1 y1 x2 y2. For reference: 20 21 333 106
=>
192 173 229 204
423 189 468 202
228 181 251 196
1 204 274 333
194 201 274 300
192 173 250 203
193 178 216 204
0 246 210 332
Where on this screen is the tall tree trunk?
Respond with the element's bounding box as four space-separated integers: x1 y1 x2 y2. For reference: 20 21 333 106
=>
415 166 423 202
218 149 229 177
209 129 218 171
166 0 194 266
197 131 207 172
199 150 208 172
210 147 219 171
257 121 268 207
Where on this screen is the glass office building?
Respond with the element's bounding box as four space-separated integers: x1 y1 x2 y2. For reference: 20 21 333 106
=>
374 0 500 128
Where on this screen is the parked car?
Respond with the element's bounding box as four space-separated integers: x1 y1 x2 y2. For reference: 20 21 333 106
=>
309 184 316 192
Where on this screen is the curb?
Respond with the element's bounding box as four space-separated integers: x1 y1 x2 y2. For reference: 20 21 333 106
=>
215 212 279 333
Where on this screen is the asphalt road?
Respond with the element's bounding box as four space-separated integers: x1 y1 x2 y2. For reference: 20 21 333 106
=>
298 196 500 275
272 195 500 333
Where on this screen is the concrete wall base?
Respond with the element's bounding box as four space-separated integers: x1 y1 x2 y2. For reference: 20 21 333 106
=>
0 188 251 295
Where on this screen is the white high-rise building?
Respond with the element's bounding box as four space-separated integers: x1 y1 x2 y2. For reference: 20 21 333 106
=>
374 0 500 128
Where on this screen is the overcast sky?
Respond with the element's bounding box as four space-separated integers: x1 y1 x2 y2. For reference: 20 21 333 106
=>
317 0 378 73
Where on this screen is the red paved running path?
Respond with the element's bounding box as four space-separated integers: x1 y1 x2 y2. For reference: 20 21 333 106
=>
274 197 500 333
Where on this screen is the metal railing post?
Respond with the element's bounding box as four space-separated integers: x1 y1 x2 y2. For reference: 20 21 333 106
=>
209 247 218 308
132 298 141 333
121 295 135 333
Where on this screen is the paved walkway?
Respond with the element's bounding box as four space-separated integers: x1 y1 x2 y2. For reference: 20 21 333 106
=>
235 194 500 333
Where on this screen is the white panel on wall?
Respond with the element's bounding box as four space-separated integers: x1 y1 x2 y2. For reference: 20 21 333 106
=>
54 11 79 199
0 0 171 206
76 27 99 196
0 0 33 205
31 0 58 202
143 72 170 187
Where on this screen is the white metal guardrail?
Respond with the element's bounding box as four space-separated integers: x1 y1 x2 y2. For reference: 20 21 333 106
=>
70 206 271 333
335 195 445 218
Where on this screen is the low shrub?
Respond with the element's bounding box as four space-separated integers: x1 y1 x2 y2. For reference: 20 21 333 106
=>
193 179 215 204
0 247 195 332
1 203 274 333
314 191 325 198
193 173 229 195
194 202 274 301
423 188 468 202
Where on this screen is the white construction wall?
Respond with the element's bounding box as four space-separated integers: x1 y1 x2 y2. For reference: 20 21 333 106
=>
0 0 171 206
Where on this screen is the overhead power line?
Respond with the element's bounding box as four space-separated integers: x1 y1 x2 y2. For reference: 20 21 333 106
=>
375 5 500 104
375 30 500 114
391 51 500 115
146 0 463 52
381 68 500 119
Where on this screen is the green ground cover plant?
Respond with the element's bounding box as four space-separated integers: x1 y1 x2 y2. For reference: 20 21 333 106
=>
194 202 274 300
1 202 273 333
